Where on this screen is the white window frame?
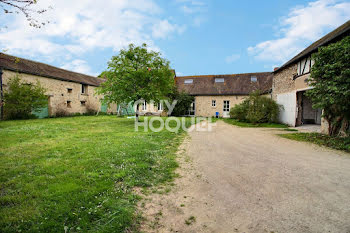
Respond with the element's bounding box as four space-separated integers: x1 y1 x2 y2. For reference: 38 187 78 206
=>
184 79 193 84
142 100 147 111
223 100 230 112
158 102 163 111
251 76 257 82
215 78 225 83
212 100 216 107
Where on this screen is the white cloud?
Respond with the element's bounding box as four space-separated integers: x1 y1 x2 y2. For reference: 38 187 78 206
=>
152 20 186 39
0 0 186 72
225 54 241 64
61 59 94 76
248 0 350 64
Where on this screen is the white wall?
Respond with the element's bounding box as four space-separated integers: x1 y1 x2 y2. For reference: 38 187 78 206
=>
276 92 297 126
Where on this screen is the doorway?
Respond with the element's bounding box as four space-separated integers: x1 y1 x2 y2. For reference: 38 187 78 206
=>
296 91 322 126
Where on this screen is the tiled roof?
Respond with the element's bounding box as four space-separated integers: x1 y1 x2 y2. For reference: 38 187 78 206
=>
175 72 273 96
274 20 350 73
0 53 104 86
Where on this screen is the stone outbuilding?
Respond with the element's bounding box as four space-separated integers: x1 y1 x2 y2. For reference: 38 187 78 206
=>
272 20 350 133
175 72 273 117
0 53 117 119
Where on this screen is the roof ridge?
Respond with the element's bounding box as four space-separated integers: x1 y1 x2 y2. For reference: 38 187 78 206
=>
0 52 98 79
177 72 272 78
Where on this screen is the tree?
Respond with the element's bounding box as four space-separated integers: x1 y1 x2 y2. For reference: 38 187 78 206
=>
98 43 175 121
165 87 194 116
0 0 49 28
306 35 350 137
3 76 47 120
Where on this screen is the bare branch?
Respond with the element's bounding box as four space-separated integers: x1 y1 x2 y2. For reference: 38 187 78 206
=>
0 0 50 28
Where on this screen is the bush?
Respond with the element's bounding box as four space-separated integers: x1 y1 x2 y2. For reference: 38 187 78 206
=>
54 104 70 118
3 76 47 120
166 88 194 116
85 103 98 116
229 91 281 124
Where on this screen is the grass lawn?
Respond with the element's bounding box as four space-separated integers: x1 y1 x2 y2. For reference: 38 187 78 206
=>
0 116 193 232
279 133 350 153
223 118 288 128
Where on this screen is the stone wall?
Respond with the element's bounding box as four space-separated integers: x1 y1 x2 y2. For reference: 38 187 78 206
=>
195 95 248 117
272 64 298 100
2 70 117 116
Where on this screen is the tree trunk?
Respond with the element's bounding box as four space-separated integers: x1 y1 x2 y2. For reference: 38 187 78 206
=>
338 118 349 137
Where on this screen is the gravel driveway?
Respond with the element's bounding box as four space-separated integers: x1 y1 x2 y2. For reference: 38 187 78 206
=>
141 120 350 233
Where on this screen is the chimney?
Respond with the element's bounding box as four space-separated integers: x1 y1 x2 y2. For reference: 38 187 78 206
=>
273 67 279 71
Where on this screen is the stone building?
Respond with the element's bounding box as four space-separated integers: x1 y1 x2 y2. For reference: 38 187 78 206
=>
0 53 117 119
175 72 273 117
272 20 350 133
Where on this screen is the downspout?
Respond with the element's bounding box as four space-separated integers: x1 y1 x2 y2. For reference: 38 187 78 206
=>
0 68 3 120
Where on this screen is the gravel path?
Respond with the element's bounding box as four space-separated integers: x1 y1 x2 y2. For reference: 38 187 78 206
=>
141 120 350 233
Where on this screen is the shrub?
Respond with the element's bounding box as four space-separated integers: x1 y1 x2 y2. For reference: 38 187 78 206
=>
3 76 47 120
229 91 281 124
229 101 248 121
166 88 194 116
54 104 70 118
85 103 98 116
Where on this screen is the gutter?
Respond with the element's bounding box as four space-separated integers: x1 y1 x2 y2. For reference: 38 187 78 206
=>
0 68 3 120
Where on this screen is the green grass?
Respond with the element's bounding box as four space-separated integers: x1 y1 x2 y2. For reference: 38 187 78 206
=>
279 133 350 152
223 118 288 128
0 116 194 232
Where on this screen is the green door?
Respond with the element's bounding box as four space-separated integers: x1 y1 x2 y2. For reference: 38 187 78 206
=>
32 101 49 119
101 103 108 113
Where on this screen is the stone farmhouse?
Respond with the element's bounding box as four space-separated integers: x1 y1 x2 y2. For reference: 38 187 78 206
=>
272 20 350 133
0 53 117 119
175 73 273 117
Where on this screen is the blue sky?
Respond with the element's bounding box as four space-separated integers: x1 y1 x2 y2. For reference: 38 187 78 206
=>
0 0 349 76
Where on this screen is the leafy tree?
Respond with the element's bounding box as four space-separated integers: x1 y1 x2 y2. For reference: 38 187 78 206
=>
230 91 280 123
165 87 194 116
0 0 50 28
306 35 350 137
98 43 175 121
3 76 47 120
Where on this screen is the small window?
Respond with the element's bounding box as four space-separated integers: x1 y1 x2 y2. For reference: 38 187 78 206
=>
82 84 88 94
251 76 257 82
184 79 193 84
158 102 163 111
142 100 147 111
215 78 224 83
67 101 72 108
212 100 216 107
80 101 86 106
223 100 230 112
67 88 73 93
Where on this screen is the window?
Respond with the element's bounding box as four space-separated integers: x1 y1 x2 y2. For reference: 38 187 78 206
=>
223 100 230 112
184 79 193 84
81 84 88 94
158 102 163 111
212 100 216 107
67 88 73 93
215 78 224 83
188 101 195 116
67 101 72 108
297 56 313 76
251 76 257 82
142 100 147 111
80 101 86 106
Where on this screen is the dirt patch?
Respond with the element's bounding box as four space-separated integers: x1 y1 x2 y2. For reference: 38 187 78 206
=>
139 121 350 233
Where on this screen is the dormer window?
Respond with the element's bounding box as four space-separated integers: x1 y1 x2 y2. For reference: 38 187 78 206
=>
251 76 257 82
184 79 193 84
215 78 224 83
